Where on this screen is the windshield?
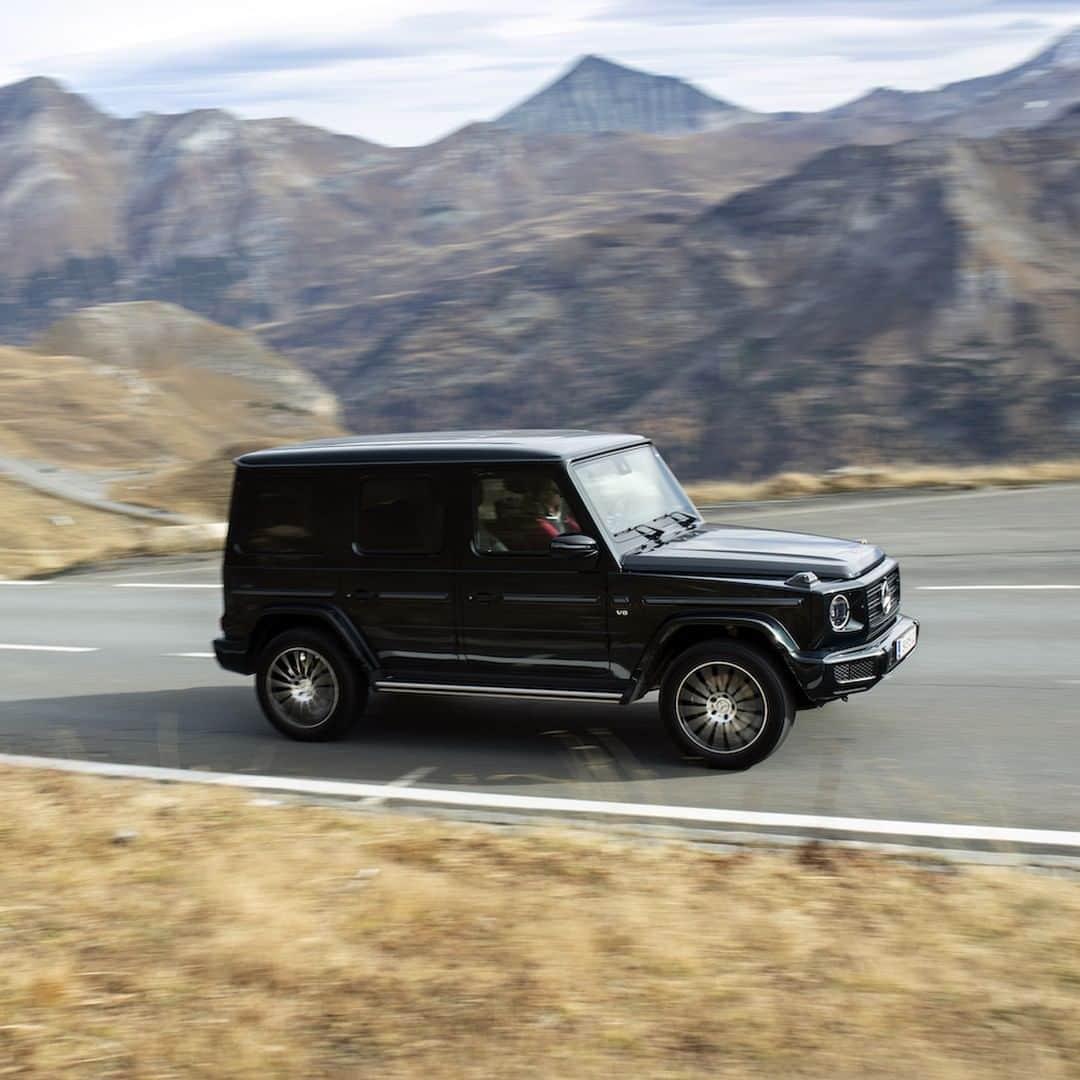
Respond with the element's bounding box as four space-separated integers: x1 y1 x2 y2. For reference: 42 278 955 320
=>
572 445 699 541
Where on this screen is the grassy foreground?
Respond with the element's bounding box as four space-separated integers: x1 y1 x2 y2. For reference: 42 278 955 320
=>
1 767 1078 1078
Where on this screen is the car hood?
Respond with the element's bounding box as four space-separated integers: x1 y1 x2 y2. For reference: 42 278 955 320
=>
620 524 885 582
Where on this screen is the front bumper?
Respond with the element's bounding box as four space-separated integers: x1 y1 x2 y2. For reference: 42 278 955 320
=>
213 636 254 675
790 614 919 703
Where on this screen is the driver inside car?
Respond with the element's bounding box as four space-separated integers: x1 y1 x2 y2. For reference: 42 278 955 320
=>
532 478 580 542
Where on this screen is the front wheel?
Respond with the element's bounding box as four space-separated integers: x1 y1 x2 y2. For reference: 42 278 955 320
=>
255 628 365 741
660 641 794 770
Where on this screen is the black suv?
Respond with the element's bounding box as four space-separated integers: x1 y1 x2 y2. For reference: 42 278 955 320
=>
214 431 918 769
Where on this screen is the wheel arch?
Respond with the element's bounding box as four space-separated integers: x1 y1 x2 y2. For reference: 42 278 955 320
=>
626 615 806 706
249 605 380 676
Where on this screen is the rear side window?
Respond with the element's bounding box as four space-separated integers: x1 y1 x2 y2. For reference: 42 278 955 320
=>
242 477 321 554
355 475 444 555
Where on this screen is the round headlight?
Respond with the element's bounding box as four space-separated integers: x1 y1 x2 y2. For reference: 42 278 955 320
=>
829 593 851 631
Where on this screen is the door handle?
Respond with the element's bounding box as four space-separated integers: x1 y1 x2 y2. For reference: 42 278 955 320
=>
468 591 495 603
349 589 375 602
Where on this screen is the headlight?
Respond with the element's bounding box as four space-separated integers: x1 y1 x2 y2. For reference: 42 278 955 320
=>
829 593 851 631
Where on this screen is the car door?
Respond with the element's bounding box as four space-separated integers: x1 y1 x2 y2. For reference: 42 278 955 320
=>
459 464 614 687
340 465 461 678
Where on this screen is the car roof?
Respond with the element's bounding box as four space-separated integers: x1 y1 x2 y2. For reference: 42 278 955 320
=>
236 430 650 467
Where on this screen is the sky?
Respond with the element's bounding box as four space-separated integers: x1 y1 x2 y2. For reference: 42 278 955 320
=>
1 1 1077 145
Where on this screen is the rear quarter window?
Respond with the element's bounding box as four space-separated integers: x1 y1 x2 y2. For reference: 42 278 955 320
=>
235 472 326 555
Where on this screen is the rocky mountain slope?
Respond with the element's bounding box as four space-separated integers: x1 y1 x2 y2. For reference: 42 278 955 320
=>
0 30 1076 348
1 30 1078 478
494 54 753 134
830 27 1080 137
263 107 1080 477
0 79 846 342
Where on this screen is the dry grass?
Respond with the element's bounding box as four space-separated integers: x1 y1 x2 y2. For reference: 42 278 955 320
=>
685 460 1080 504
0 479 221 579
1 766 1077 1079
0 341 337 472
111 442 278 521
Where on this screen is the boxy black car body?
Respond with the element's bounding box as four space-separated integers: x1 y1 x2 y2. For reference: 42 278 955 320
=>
215 431 918 768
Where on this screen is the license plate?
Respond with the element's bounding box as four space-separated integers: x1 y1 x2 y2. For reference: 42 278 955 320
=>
894 625 917 662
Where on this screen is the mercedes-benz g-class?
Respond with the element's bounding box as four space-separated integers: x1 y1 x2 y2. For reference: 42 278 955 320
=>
214 431 918 769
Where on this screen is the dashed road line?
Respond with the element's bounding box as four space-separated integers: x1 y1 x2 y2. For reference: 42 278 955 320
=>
0 643 98 653
918 585 1079 591
112 583 219 590
164 652 215 659
0 580 51 586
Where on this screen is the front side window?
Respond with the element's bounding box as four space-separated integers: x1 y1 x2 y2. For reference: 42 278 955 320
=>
473 469 581 555
572 445 698 540
355 475 444 555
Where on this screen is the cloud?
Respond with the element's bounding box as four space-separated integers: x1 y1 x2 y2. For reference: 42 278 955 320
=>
98 40 418 88
78 12 504 92
598 1 1080 23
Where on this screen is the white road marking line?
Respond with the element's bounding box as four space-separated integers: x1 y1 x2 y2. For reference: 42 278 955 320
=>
87 562 222 581
112 583 219 589
0 753 1077 852
164 652 215 659
0 580 51 586
360 766 436 808
918 585 1080 591
0 643 98 653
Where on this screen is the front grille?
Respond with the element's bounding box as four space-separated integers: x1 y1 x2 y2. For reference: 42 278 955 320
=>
834 658 876 684
865 568 901 631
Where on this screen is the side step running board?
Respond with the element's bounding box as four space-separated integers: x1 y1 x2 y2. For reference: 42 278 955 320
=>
373 681 623 703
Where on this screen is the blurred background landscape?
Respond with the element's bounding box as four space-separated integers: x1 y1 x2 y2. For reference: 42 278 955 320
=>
1 9 1078 572
2 10 1079 1074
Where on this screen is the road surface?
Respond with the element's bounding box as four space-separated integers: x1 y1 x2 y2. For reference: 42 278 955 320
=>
1 483 1077 838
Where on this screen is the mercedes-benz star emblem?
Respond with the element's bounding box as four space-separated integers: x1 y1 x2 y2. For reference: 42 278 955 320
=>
881 579 895 615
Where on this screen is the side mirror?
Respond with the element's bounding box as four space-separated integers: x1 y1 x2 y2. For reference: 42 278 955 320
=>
550 532 600 560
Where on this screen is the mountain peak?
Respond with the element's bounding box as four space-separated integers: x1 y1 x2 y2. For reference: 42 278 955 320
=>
3 75 68 95
0 75 107 127
494 54 748 136
567 54 632 76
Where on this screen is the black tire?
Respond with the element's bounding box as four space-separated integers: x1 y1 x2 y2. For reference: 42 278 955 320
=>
255 628 365 742
660 640 794 770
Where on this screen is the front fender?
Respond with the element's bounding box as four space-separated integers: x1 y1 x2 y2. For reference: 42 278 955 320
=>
624 612 802 704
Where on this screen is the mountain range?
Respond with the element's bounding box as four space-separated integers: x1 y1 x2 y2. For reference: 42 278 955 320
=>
1 28 1079 475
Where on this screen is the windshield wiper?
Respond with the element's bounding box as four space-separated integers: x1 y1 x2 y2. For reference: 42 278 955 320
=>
668 511 699 529
645 511 699 535
615 513 695 543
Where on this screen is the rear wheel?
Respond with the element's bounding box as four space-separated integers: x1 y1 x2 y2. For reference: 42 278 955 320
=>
660 641 794 770
255 628 364 741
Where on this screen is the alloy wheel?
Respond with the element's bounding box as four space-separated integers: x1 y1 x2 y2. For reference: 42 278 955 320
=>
266 647 340 729
674 661 768 754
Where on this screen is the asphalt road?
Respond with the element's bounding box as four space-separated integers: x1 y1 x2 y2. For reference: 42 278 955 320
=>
1 483 1078 836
